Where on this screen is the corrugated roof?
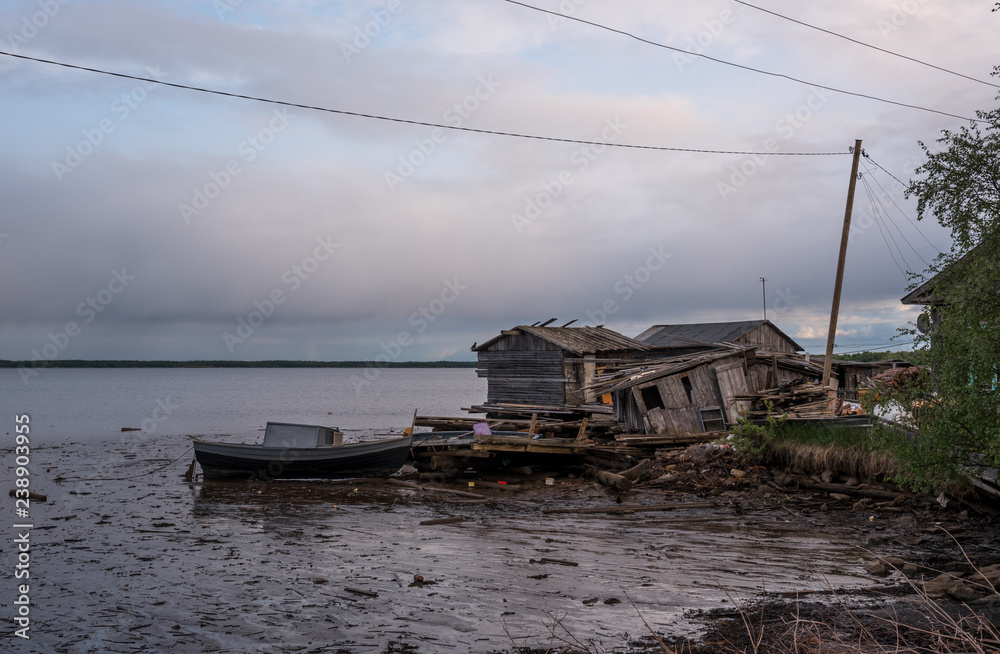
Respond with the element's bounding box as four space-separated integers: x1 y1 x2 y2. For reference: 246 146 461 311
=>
473 325 650 355
635 320 803 351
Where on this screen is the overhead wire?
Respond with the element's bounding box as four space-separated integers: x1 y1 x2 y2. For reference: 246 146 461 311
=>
863 161 944 254
502 0 983 124
859 171 910 279
731 0 1000 89
860 162 930 267
0 50 849 157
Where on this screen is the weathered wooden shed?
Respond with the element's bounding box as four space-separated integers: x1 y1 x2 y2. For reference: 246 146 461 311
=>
587 348 752 435
473 324 650 406
636 320 803 355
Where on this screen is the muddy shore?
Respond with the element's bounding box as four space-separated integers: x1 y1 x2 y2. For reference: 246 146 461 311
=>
4 437 998 653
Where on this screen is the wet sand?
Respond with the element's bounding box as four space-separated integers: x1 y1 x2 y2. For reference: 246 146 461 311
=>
8 437 897 653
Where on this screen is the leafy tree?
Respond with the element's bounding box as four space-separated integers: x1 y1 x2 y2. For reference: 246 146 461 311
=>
865 90 1000 489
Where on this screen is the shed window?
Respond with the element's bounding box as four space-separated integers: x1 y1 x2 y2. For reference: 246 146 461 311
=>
680 374 694 404
699 407 726 433
640 385 665 411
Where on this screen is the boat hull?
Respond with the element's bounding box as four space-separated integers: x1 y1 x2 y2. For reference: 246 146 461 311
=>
193 434 412 480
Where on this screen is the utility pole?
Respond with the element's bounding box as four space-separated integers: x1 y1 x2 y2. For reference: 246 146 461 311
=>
760 277 767 321
821 139 863 389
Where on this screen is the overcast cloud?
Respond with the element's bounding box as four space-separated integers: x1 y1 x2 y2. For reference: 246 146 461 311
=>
1 0 996 361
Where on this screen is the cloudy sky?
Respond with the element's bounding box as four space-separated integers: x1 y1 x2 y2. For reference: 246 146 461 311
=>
1 0 997 362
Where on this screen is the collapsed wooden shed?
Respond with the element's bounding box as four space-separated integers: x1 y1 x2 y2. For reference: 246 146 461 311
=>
472 323 650 407
587 348 752 436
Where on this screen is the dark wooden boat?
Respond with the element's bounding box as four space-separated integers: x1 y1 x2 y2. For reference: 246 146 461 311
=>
193 422 412 480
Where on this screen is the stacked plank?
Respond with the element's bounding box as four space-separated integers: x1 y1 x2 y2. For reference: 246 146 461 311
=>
735 379 835 419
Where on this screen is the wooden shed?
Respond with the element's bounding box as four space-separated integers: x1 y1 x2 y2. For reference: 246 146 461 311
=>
636 320 803 355
473 324 650 407
587 348 752 435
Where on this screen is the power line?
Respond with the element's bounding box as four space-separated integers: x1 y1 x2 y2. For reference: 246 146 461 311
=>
861 162 930 267
863 160 943 253
503 0 983 124
731 0 1000 89
860 173 910 279
0 50 849 157
863 153 912 191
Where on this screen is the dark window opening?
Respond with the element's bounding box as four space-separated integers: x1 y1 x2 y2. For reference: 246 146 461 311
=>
640 385 665 411
680 374 694 404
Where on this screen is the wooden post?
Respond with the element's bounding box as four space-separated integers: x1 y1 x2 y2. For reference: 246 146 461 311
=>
821 139 863 389
527 413 537 438
576 416 589 440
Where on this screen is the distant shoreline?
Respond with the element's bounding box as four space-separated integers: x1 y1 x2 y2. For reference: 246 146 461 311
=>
0 360 478 369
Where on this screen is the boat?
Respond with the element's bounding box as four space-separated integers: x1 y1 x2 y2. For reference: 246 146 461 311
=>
193 422 412 480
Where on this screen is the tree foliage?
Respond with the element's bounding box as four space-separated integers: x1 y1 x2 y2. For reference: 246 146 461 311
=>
907 105 1000 252
865 91 1000 489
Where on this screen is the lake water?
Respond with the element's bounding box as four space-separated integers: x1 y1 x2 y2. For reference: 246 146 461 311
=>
0 367 887 652
0 367 487 443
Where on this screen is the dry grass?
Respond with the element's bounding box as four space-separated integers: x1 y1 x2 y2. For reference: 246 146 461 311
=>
761 439 898 483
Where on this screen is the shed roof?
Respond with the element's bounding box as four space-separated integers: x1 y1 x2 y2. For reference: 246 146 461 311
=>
473 325 650 355
635 320 803 351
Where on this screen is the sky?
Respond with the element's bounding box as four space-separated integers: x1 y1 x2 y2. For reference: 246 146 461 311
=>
1 0 997 362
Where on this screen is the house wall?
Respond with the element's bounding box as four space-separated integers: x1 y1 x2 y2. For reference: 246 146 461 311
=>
735 324 798 353
477 333 568 405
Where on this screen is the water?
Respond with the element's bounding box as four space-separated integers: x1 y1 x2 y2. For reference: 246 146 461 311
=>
0 367 487 443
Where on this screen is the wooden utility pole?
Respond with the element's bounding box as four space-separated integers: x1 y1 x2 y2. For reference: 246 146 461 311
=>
821 139 863 388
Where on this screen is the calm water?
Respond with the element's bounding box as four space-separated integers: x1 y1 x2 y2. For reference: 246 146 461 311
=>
0 367 487 443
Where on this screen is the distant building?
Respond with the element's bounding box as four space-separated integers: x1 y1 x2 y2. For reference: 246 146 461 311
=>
635 320 803 355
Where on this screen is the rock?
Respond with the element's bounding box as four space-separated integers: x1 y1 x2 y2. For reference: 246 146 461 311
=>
924 574 959 599
583 597 599 605
972 593 1000 606
821 469 835 483
882 557 907 569
865 561 889 577
772 473 791 487
829 493 851 501
852 500 868 512
967 564 1000 589
842 476 859 487
948 581 979 602
903 563 919 574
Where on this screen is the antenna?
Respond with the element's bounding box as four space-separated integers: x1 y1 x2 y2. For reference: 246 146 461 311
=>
760 277 767 321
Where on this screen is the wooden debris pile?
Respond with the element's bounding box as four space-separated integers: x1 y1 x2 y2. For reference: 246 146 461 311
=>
735 378 837 420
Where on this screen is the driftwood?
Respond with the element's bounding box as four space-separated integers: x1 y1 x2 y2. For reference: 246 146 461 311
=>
386 478 488 499
543 501 716 515
344 587 378 598
419 516 467 526
619 458 652 483
594 470 632 492
782 476 904 501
